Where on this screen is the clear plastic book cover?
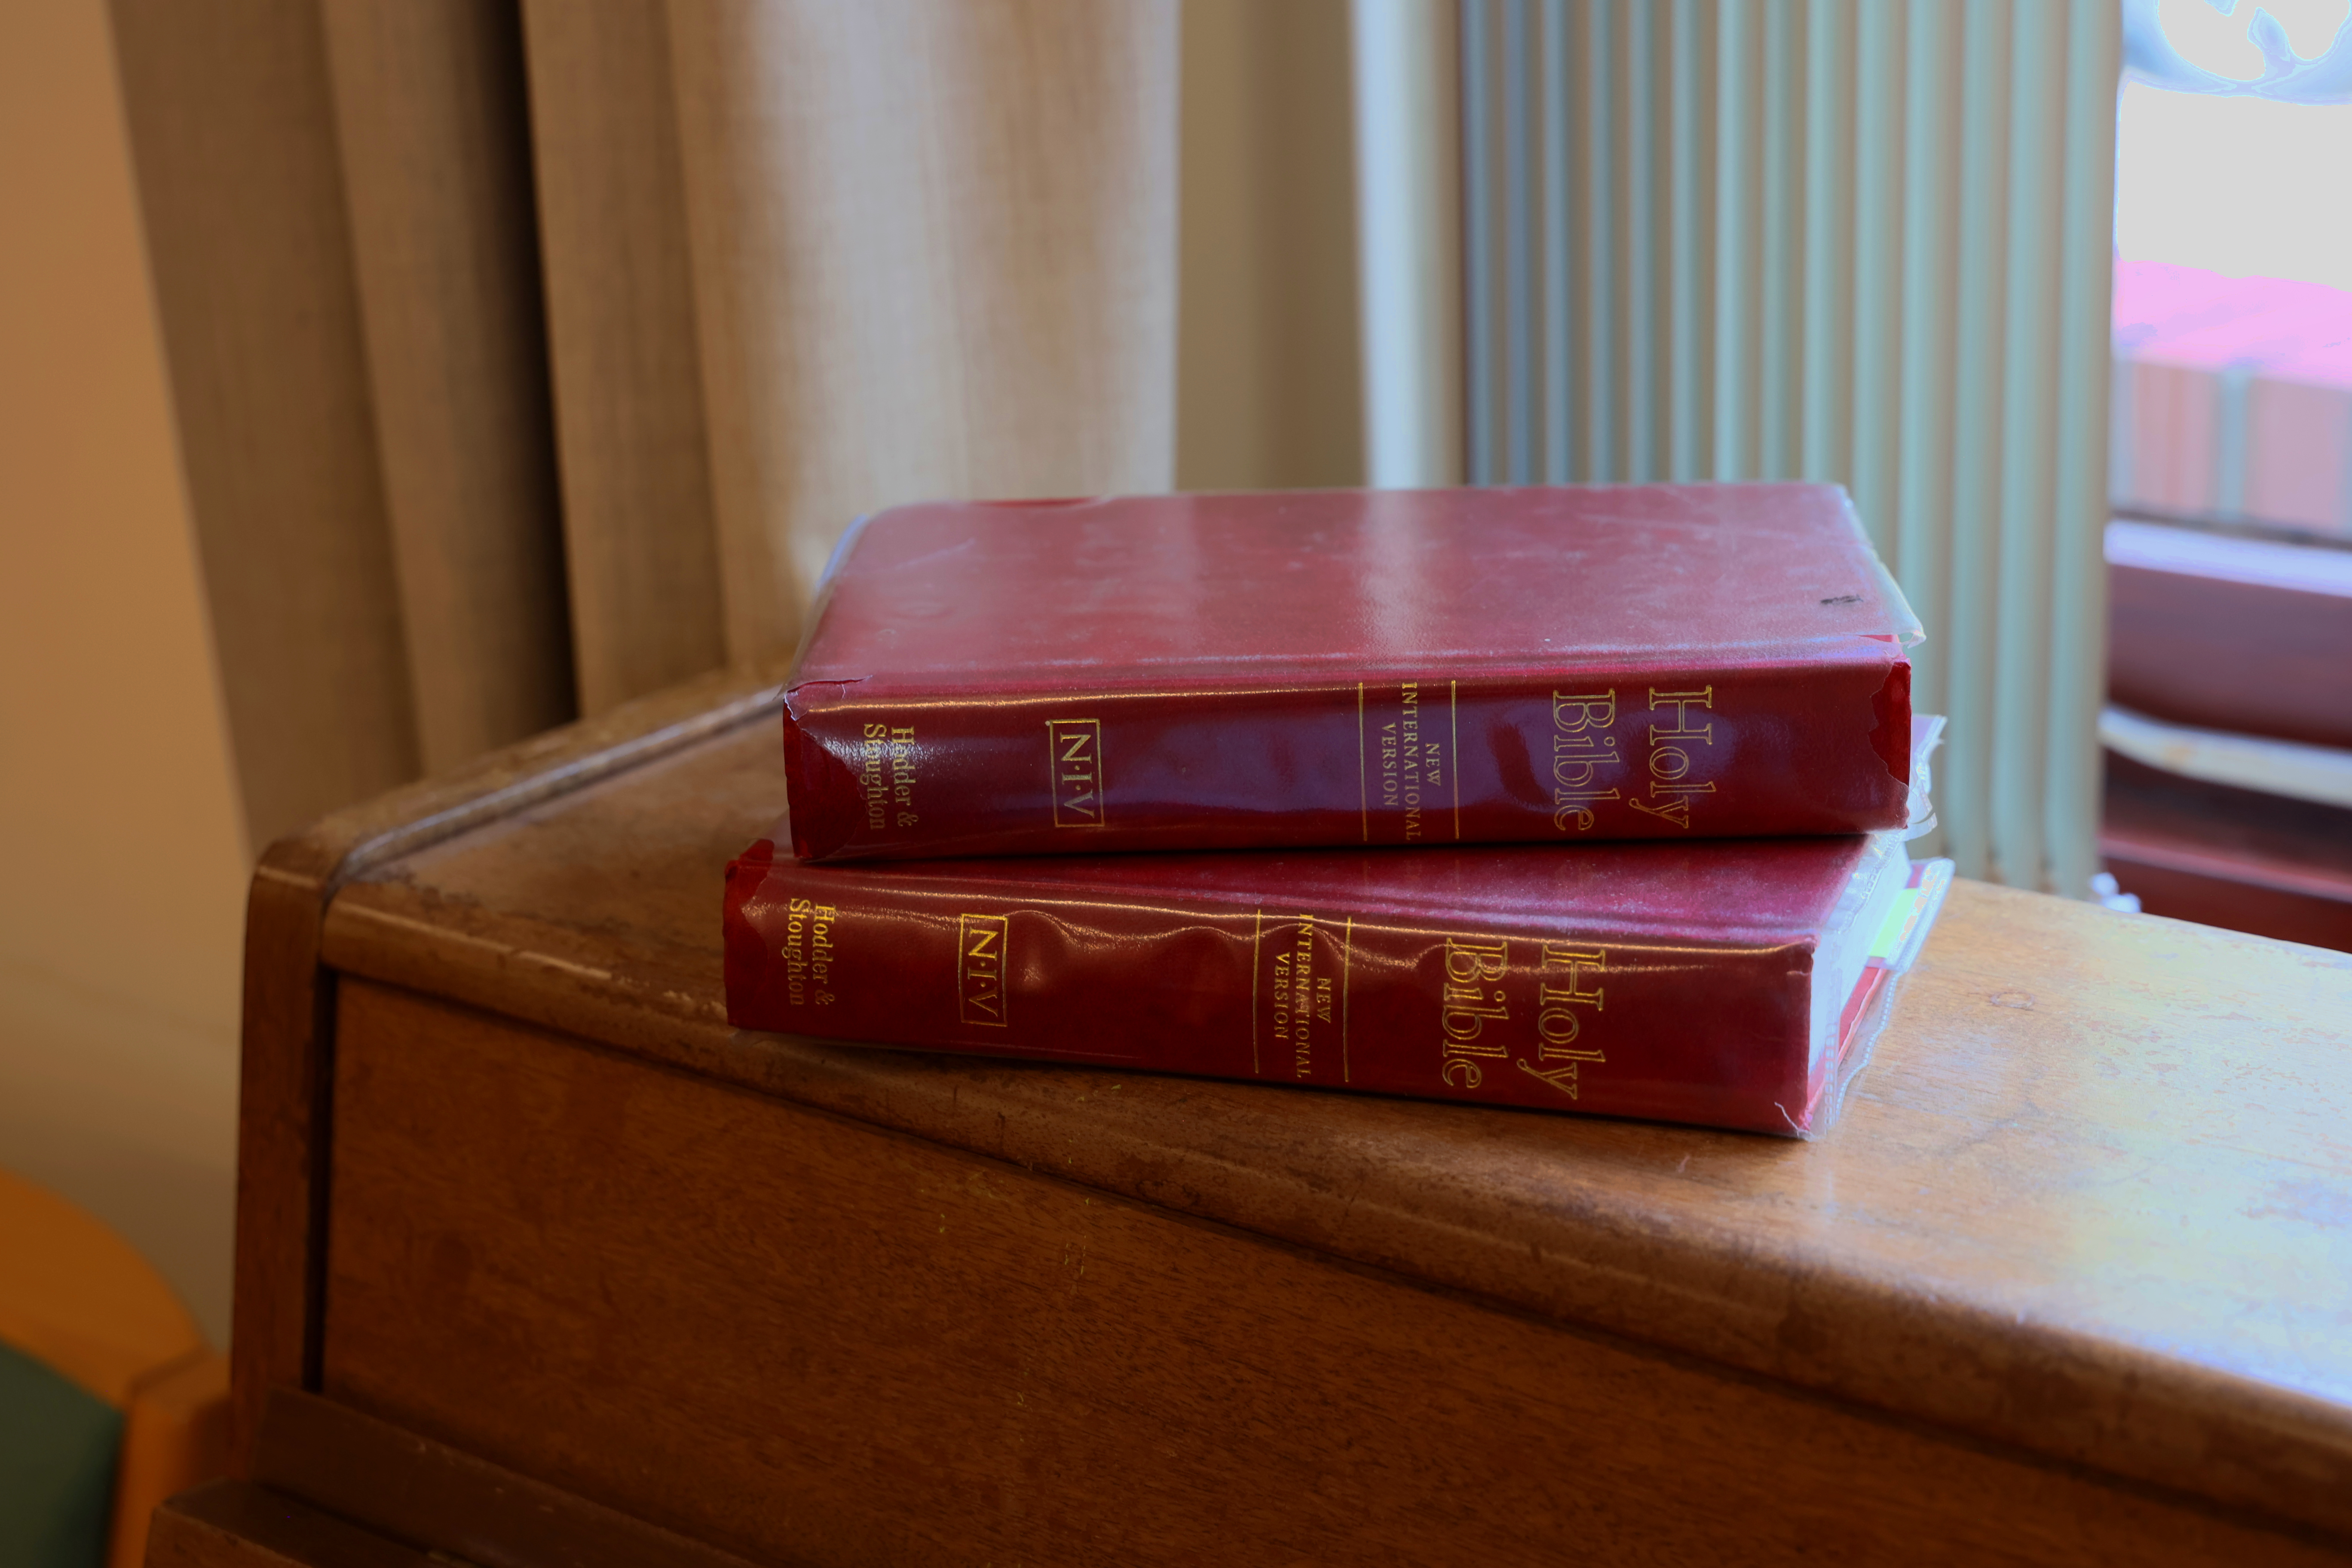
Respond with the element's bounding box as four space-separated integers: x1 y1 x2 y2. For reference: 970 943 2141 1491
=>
1798 851 1957 1138
1799 714 1951 1135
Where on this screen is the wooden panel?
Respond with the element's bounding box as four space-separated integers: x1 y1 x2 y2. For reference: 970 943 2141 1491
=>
321 0 576 773
227 668 778 1472
2109 559 2352 751
109 0 420 849
253 1390 764 1568
320 981 2347 1566
517 0 726 714
319 718 2352 1539
2104 754 2352 952
228 863 336 1476
146 1482 422 1568
2103 849 2352 954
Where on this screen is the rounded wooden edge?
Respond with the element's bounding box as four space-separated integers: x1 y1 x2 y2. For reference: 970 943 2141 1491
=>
228 662 787 1472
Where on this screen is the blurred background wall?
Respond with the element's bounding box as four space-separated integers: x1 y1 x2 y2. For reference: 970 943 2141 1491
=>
0 0 248 1347
0 0 1365 1351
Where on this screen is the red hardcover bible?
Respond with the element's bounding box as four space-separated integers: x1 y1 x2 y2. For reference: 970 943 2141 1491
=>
725 830 1954 1137
781 484 1921 862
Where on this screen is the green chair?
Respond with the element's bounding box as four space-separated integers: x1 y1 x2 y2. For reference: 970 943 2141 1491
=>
0 1167 226 1568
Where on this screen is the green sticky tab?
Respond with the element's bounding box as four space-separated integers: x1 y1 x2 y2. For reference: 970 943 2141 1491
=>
1867 889 1922 965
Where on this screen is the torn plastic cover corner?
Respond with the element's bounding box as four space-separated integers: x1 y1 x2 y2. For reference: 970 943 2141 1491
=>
1903 714 1947 841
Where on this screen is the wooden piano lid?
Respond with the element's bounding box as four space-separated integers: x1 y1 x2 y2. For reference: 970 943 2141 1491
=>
248 668 2352 1541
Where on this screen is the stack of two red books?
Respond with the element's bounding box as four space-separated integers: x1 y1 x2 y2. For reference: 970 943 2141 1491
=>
723 485 1953 1137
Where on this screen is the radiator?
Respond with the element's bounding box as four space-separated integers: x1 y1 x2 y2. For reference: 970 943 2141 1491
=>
1363 0 2122 893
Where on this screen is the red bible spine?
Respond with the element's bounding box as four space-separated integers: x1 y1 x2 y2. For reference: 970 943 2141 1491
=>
725 839 1849 1136
783 655 1911 862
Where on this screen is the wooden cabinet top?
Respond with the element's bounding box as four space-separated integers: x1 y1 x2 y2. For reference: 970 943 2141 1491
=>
236 669 2352 1546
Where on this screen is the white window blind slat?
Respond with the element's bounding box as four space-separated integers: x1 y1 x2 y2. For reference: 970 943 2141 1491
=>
1384 0 2120 891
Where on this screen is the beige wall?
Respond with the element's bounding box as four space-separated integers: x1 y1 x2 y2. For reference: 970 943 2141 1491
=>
0 0 246 1345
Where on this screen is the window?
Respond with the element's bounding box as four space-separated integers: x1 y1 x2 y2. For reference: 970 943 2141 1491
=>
2098 0 2352 949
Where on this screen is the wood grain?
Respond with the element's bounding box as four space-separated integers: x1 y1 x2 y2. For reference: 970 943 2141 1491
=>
2101 847 2352 953
2101 753 2352 951
228 863 337 1479
320 980 2346 1566
147 1481 423 1568
254 1389 766 1568
226 667 779 1473
2109 558 2352 752
318 715 2352 1540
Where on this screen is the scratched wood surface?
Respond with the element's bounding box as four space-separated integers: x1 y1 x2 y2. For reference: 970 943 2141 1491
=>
315 710 2352 1547
318 979 2343 1566
224 664 784 1472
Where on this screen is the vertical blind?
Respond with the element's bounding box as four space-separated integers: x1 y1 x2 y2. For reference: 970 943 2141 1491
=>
113 0 1178 853
1448 0 2121 894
